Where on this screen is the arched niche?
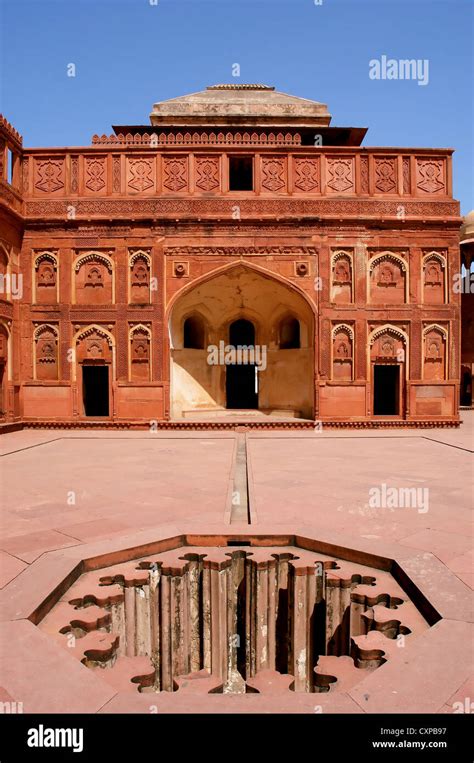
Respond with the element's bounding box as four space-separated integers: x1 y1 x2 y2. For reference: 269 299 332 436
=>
423 324 447 380
129 250 151 305
183 314 206 350
34 251 58 304
332 324 353 381
278 316 301 349
129 324 151 382
33 324 59 380
368 253 408 305
73 252 114 305
422 252 447 305
331 251 353 304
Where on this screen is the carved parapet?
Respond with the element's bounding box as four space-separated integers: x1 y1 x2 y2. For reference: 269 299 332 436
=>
0 179 24 216
91 130 302 146
0 114 23 149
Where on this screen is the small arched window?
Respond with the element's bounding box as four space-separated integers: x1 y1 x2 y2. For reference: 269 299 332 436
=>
279 317 300 349
183 315 205 349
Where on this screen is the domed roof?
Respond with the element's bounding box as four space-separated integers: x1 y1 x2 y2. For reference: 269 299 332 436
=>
461 210 474 244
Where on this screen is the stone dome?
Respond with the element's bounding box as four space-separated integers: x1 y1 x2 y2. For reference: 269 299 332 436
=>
461 210 474 243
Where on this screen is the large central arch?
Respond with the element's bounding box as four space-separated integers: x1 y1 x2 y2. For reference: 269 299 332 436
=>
168 263 315 419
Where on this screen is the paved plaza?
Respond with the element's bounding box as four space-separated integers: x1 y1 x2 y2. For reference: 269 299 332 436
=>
0 415 472 713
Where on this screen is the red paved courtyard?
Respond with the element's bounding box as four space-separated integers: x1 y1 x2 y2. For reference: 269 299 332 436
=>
0 415 472 713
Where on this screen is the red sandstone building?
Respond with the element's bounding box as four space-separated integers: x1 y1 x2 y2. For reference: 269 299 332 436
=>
0 84 464 428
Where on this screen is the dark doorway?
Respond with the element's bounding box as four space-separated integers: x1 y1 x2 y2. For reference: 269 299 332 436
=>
82 365 109 416
229 157 253 191
373 364 400 416
460 368 472 406
226 319 258 409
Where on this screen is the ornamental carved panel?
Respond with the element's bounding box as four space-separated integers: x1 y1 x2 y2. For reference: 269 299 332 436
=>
34 325 59 381
261 156 286 192
195 156 220 191
332 326 353 381
402 157 410 194
85 157 107 193
423 327 446 380
34 159 65 193
374 157 397 193
370 330 405 363
416 159 445 195
130 254 150 304
423 256 445 304
331 253 352 304
75 327 113 364
359 155 369 193
326 158 354 193
130 327 151 382
75 254 113 305
22 157 29 193
35 253 58 304
112 156 121 192
370 255 406 305
70 156 79 193
163 156 188 192
173 261 189 277
293 157 320 192
127 157 155 193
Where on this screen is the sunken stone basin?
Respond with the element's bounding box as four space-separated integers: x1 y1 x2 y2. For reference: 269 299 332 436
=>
37 538 429 697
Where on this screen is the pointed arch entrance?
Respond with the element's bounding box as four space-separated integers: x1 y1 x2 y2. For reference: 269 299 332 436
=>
168 263 315 419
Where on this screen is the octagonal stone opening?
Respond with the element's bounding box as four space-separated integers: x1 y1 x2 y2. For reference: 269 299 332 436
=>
37 536 431 696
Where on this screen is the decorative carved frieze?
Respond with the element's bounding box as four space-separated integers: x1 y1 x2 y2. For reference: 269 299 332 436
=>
25 197 460 219
164 246 318 256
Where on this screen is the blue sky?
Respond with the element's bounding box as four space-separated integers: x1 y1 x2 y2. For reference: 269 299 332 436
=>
1 0 472 212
